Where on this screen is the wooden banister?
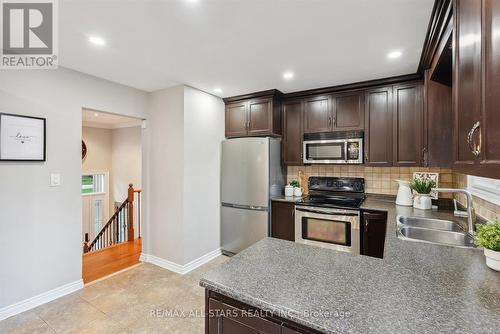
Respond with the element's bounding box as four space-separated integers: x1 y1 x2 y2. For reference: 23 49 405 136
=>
127 184 134 242
83 183 141 253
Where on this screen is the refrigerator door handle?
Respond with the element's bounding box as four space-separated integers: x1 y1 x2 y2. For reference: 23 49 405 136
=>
221 203 269 211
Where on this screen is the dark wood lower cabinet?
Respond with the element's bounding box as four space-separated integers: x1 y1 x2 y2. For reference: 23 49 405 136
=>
271 201 295 242
360 210 387 259
206 290 322 334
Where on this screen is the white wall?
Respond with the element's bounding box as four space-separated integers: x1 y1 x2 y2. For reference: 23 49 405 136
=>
183 86 225 263
144 86 185 264
144 85 224 265
111 126 142 237
111 127 142 205
0 68 148 311
82 127 112 173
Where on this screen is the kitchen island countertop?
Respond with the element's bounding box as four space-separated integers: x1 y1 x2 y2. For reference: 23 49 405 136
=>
201 197 500 333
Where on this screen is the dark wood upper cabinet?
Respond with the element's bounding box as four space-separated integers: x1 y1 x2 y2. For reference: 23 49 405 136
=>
360 210 387 259
283 99 304 165
303 95 331 133
424 69 453 167
332 91 364 131
364 87 393 166
452 0 500 178
271 201 295 241
453 0 482 170
392 82 424 166
481 0 500 177
225 102 248 138
248 98 273 135
224 90 282 138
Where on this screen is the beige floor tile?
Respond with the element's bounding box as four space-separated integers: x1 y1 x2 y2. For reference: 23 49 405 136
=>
0 310 55 334
34 294 105 334
0 256 229 334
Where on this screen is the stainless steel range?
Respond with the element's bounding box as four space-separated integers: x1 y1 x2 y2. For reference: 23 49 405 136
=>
295 177 365 254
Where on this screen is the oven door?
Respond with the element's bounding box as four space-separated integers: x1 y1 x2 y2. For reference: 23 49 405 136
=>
294 206 360 254
303 139 347 164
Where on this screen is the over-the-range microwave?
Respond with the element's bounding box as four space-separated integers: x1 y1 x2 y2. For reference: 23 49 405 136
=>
303 131 363 164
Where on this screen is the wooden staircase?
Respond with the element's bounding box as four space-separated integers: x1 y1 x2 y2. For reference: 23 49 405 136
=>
82 184 142 283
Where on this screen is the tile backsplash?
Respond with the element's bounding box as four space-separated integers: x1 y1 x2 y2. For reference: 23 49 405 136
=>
286 166 454 198
454 173 500 221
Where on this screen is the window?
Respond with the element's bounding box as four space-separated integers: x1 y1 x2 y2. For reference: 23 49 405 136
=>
468 175 500 206
94 199 103 233
82 174 105 194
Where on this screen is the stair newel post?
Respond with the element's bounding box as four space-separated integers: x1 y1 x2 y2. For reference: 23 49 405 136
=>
83 233 89 253
127 184 135 241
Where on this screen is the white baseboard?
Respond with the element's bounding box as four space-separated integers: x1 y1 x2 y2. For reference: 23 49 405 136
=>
141 248 222 275
0 279 84 321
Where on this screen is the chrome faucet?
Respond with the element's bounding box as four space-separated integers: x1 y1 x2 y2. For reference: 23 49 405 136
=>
432 188 475 235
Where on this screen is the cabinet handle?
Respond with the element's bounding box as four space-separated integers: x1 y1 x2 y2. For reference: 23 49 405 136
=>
364 154 369 163
467 121 481 157
365 220 369 233
422 147 427 166
333 116 337 127
328 116 332 127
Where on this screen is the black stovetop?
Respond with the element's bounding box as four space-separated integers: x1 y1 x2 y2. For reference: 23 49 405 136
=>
297 176 365 209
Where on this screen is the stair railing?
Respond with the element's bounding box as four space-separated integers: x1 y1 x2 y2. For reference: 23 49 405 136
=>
83 184 141 253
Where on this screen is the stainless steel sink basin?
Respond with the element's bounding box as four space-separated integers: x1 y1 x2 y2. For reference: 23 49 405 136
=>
397 216 464 232
397 215 477 249
398 227 476 248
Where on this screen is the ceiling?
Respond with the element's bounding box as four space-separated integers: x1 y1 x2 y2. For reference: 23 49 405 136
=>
82 109 143 129
60 0 434 97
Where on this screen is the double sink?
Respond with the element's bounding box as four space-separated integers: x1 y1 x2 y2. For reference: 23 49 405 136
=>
397 216 476 248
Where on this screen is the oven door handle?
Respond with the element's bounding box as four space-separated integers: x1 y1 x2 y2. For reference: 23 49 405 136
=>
295 207 358 216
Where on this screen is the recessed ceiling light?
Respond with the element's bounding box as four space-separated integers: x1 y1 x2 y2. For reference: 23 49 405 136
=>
283 72 294 80
387 50 402 59
214 88 222 94
94 112 99 117
88 35 106 46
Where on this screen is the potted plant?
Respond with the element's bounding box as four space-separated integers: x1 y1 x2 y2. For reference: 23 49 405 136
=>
409 178 436 210
285 180 300 197
475 221 500 271
289 180 303 197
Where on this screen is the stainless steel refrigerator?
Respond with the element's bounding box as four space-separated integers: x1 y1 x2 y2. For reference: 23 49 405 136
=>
221 137 284 255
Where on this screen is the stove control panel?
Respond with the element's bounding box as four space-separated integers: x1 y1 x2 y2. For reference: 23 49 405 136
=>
308 177 365 193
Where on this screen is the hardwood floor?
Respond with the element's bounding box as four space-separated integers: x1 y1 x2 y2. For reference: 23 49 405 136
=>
82 238 142 284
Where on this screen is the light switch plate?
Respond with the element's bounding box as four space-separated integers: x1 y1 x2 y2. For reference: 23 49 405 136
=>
50 173 61 187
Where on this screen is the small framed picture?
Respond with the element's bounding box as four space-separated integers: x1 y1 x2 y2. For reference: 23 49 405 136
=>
0 113 46 161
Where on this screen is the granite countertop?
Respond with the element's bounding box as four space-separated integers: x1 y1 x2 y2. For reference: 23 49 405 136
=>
200 196 500 333
271 195 305 203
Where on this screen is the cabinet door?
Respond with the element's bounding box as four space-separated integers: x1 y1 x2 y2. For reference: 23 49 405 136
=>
333 91 364 131
303 95 332 133
208 298 281 334
481 0 500 178
423 69 453 167
393 83 423 166
226 102 248 137
271 201 295 241
283 100 303 165
453 0 482 170
248 98 273 135
360 211 387 259
364 87 393 166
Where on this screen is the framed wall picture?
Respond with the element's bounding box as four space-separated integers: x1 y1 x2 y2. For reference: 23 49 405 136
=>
0 113 46 161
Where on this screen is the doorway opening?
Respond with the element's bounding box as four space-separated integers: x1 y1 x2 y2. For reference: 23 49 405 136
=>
81 108 143 283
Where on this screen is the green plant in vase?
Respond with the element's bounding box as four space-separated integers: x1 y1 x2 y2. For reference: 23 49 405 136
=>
409 178 436 210
475 221 500 271
289 180 300 188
